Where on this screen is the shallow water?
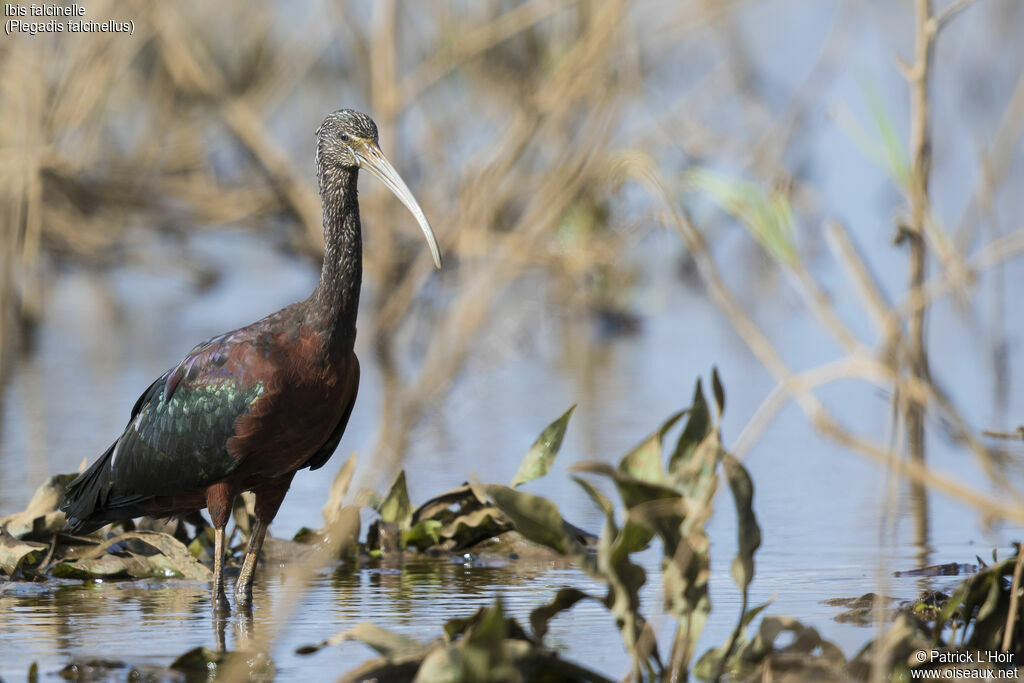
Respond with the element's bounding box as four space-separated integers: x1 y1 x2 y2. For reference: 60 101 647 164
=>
0 544 983 679
0 227 1020 679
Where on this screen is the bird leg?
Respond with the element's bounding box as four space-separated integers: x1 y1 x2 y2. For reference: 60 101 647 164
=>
206 482 235 613
212 525 230 612
234 477 293 605
234 516 268 605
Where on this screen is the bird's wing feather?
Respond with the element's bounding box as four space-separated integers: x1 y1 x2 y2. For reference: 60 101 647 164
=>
103 327 273 502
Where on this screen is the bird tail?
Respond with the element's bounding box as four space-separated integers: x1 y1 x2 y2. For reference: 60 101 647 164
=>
60 442 117 533
60 442 149 534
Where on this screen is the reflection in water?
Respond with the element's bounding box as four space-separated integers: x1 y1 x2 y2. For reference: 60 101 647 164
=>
0 548 982 678
0 555 615 677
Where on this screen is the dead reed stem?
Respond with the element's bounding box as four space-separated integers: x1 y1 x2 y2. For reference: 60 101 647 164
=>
1002 543 1024 651
903 0 935 467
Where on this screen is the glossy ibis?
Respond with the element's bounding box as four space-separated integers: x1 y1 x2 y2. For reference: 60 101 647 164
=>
60 109 441 608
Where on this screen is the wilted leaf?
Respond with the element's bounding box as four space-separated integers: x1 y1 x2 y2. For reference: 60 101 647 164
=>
484 485 573 556
625 496 685 552
188 526 215 563
0 473 77 539
747 616 845 666
354 488 382 510
618 410 686 485
232 492 256 540
292 527 319 544
530 588 592 642
722 453 761 591
463 597 510 648
711 367 725 418
170 646 274 678
694 599 776 679
322 452 357 526
739 599 775 632
412 484 487 524
438 507 511 551
414 645 464 682
350 623 430 662
326 506 361 558
571 462 680 511
849 614 933 681
445 598 530 682
511 405 576 488
367 521 402 554
0 527 47 575
53 553 141 579
572 476 615 518
663 530 713 677
599 509 655 677
378 471 412 532
668 379 712 479
297 622 428 662
66 531 211 581
171 647 226 669
579 459 659 675
695 605 829 682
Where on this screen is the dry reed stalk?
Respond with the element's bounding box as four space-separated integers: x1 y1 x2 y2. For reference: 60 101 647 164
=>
901 0 936 468
631 155 1024 525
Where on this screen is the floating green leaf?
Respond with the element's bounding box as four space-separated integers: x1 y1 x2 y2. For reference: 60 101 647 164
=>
403 519 443 550
511 405 576 488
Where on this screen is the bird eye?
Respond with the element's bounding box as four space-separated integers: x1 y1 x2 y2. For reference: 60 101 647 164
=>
340 132 350 143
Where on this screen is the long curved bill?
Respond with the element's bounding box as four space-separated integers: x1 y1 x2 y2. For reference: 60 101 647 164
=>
355 140 442 269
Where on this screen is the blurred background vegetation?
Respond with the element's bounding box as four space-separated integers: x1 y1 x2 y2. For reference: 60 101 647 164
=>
2 0 1024 677
1 0 1023 590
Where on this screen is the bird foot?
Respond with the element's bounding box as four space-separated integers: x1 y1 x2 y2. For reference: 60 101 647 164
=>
234 584 254 607
213 590 231 616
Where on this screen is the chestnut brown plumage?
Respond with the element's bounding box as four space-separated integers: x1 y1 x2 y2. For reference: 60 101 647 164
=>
60 109 441 608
